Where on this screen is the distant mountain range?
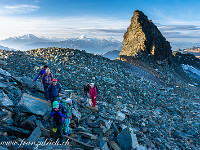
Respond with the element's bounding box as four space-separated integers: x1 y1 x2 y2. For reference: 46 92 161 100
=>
1 34 200 57
174 46 200 58
0 34 122 54
170 41 200 50
0 45 13 50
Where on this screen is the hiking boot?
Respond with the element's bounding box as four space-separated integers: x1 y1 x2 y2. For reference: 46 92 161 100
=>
64 132 69 136
67 131 71 135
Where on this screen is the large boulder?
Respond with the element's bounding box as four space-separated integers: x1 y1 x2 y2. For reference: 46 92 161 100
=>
17 93 51 116
117 127 138 150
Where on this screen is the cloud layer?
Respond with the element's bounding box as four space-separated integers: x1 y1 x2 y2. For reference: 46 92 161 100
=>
0 4 40 15
158 24 200 40
0 16 129 40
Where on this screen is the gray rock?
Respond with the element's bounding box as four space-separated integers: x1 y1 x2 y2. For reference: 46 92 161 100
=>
117 127 138 150
4 118 13 126
116 111 125 122
0 82 9 88
35 120 50 138
0 68 11 77
0 89 13 107
26 126 42 142
20 76 35 89
78 132 97 140
0 109 11 124
108 140 121 150
100 141 109 150
72 108 81 122
20 115 37 130
0 136 11 142
0 125 31 136
137 145 147 150
0 136 11 149
144 138 155 149
0 146 9 150
17 93 51 116
5 86 22 98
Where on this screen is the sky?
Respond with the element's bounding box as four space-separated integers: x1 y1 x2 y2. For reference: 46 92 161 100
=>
1 0 200 42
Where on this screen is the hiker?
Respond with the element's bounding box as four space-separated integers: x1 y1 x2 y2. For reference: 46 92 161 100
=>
89 83 97 107
63 98 72 136
33 65 48 81
50 101 65 143
47 78 62 104
41 68 53 100
84 81 90 98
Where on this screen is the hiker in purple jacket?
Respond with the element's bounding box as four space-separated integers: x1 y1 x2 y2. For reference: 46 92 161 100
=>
32 65 48 82
41 68 53 100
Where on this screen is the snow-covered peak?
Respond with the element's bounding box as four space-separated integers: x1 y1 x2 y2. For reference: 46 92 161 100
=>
78 34 87 40
19 34 38 39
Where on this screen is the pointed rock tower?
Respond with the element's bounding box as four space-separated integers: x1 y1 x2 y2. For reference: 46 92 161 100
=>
119 10 172 61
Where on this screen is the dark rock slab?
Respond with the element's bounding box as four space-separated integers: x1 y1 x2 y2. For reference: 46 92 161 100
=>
0 82 9 88
0 146 9 150
20 115 37 131
65 135 96 149
78 132 97 140
0 125 31 136
72 108 81 122
17 93 51 116
5 86 22 98
0 89 13 107
0 68 11 77
108 140 121 150
100 140 109 150
117 127 138 150
26 126 42 142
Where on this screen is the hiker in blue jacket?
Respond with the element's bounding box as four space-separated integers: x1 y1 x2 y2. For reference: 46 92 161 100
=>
33 65 48 81
50 101 65 143
47 78 62 104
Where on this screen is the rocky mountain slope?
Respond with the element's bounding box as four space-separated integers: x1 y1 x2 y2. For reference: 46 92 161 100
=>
0 47 199 150
101 50 120 60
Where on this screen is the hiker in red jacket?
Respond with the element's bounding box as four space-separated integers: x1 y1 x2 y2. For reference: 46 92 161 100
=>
89 83 97 107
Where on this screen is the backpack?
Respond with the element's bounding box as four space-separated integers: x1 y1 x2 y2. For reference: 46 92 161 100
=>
42 73 53 82
59 103 65 115
40 68 44 77
63 103 72 118
94 84 99 93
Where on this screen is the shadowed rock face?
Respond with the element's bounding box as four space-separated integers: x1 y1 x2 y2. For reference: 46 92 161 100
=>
119 10 172 60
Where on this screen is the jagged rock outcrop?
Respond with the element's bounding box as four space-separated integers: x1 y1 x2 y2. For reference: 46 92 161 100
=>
119 10 172 60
